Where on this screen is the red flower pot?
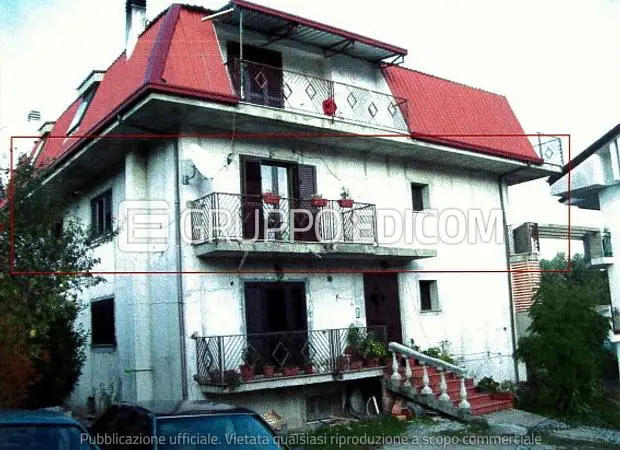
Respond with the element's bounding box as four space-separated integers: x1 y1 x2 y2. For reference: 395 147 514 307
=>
311 197 328 207
263 365 275 378
350 360 364 370
338 198 354 208
262 193 280 205
303 364 314 374
239 365 254 382
490 392 514 401
283 367 299 377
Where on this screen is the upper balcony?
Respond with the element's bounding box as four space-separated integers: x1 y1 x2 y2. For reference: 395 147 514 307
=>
188 192 434 262
532 136 564 167
226 58 409 132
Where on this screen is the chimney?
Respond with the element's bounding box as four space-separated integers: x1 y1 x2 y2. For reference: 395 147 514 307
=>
125 0 147 58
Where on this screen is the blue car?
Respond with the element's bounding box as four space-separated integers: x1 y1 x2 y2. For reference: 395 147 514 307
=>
0 409 99 450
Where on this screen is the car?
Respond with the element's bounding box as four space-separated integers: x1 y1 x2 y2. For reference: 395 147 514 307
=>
0 408 99 450
88 400 290 450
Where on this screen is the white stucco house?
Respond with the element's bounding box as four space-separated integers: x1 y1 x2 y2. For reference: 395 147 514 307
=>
30 0 564 426
549 123 620 376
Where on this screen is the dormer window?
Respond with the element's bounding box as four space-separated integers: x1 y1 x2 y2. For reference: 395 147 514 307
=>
67 89 95 135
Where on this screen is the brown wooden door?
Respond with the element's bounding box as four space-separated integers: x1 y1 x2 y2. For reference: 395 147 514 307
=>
363 273 403 345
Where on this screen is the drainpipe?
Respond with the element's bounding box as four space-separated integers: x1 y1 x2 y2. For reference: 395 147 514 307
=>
173 138 188 400
498 165 531 384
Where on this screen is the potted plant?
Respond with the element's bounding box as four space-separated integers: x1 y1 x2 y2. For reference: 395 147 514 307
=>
262 190 280 206
345 324 364 370
239 348 254 382
490 380 516 401
361 334 387 367
282 364 299 377
310 193 328 207
337 187 353 208
222 370 242 390
263 363 275 378
303 362 315 374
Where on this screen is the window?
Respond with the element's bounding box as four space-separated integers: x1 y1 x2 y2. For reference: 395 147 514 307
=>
419 280 439 312
411 183 429 211
90 189 113 237
67 88 95 134
91 297 115 347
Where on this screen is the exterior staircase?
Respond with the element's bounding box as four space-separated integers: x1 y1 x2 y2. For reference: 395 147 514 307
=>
384 343 514 421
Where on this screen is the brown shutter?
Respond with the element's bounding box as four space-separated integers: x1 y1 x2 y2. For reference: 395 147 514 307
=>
297 164 317 200
241 157 264 240
294 164 318 242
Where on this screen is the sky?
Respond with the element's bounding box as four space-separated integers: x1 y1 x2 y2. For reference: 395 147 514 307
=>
1 0 619 258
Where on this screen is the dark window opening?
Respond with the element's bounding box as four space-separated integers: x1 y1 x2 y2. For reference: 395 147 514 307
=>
227 42 284 108
419 280 438 312
411 183 428 211
68 88 96 134
244 282 308 374
52 219 64 240
90 189 113 238
240 156 318 242
91 297 115 347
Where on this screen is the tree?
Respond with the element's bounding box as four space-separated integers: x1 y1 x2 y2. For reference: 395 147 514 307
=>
517 252 611 414
0 155 105 408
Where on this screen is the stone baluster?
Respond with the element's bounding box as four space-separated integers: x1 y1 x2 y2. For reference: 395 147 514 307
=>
390 351 401 389
403 356 414 393
439 369 450 402
421 362 433 395
458 376 470 409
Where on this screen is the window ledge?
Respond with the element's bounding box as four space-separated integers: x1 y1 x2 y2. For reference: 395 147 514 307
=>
91 345 116 352
420 309 442 315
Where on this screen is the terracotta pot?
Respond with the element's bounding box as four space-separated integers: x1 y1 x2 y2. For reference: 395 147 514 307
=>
283 367 299 377
263 365 275 378
490 392 514 401
262 194 280 205
338 198 354 208
350 360 364 370
239 365 254 382
311 197 328 207
303 364 314 374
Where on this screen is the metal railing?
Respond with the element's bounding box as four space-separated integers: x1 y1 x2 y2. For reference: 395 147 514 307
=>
533 135 564 166
227 58 409 132
189 192 377 245
192 325 387 386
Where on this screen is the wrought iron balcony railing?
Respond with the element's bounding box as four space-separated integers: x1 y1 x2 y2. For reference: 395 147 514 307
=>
533 135 564 166
189 192 377 245
192 325 387 386
227 58 409 132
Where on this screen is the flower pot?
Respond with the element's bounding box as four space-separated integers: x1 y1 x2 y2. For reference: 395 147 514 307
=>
338 355 350 371
338 198 354 208
365 358 380 368
283 367 299 377
350 360 364 370
263 365 275 378
263 193 280 205
311 197 328 207
303 364 314 374
239 365 254 382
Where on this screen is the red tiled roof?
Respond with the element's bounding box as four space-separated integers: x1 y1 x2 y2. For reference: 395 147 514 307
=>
35 5 237 168
382 66 542 163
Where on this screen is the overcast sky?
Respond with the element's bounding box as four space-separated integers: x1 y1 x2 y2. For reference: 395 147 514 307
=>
1 0 619 257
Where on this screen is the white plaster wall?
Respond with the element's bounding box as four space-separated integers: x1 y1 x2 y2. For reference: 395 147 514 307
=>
599 184 620 310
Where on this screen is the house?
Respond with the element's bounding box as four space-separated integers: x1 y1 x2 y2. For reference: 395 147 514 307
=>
549 123 620 377
30 0 564 426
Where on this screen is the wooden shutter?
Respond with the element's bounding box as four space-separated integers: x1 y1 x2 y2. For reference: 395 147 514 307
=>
294 164 318 242
297 164 317 199
241 157 264 240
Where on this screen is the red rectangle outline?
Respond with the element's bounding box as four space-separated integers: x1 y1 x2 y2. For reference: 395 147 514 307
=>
8 131 572 275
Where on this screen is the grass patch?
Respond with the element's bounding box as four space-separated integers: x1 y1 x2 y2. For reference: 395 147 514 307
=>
287 416 418 450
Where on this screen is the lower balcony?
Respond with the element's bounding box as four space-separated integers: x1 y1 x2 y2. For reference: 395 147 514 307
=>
191 326 388 393
188 192 433 261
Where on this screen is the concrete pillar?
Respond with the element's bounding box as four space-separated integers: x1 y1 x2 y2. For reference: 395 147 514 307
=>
123 149 153 401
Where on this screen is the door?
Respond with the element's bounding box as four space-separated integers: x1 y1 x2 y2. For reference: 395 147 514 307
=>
363 273 402 345
244 282 308 373
227 42 284 107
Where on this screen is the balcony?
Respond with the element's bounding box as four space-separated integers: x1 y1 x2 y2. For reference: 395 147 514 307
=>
191 325 388 393
227 58 409 132
533 136 564 167
584 230 614 268
188 192 433 261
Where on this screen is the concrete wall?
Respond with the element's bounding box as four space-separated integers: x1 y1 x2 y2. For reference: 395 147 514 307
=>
599 184 620 312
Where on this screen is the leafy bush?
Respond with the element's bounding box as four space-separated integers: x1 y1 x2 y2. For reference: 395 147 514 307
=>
517 256 611 414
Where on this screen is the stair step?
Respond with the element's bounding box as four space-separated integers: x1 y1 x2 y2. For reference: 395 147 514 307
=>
469 399 513 416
